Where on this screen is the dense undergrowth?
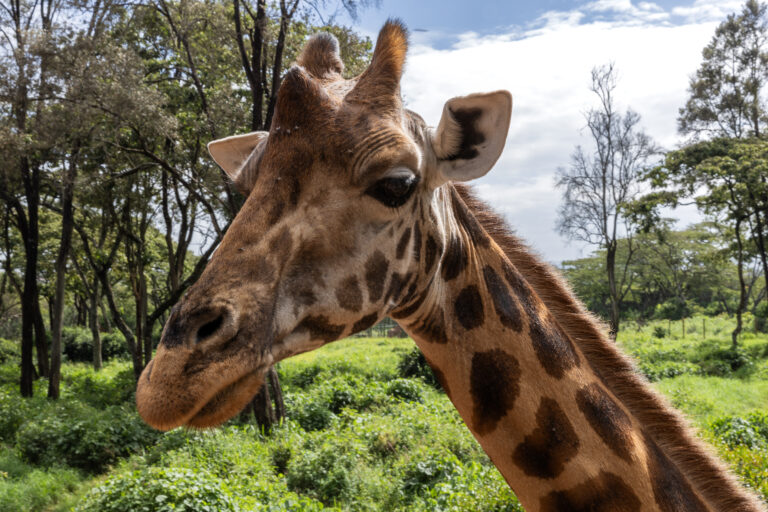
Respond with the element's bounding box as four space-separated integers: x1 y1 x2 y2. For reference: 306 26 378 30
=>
0 315 765 511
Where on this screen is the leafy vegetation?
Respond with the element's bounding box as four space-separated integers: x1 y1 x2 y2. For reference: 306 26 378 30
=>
0 320 765 511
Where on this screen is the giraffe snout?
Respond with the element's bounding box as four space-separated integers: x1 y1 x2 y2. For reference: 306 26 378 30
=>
160 302 240 350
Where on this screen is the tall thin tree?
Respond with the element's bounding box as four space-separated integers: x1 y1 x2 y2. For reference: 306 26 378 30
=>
556 63 659 338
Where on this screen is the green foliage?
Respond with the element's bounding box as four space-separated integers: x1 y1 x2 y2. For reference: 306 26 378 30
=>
0 465 81 512
62 327 129 363
287 395 336 432
654 298 692 320
755 302 768 333
0 339 19 364
2 331 766 510
678 0 768 138
61 363 136 408
15 401 158 473
709 413 768 449
75 467 238 512
286 441 356 504
402 452 462 495
638 360 701 382
397 348 441 389
386 378 424 403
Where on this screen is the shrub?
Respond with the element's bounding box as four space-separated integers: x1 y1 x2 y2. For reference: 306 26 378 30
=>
0 466 81 512
0 389 34 442
699 346 754 376
386 378 424 403
61 327 92 363
285 365 323 389
288 397 335 432
637 361 700 382
652 326 667 339
271 444 292 475
653 298 691 320
62 327 130 363
402 453 462 495
286 443 355 504
755 302 768 333
75 467 238 512
0 338 19 364
397 348 441 389
63 365 136 408
15 402 158 473
710 413 768 449
101 331 131 360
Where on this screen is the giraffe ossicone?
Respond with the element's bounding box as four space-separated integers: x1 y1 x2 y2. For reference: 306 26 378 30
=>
136 20 767 512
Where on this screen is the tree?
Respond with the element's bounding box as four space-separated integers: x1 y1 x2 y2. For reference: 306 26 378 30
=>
679 0 768 139
643 138 768 346
556 63 659 337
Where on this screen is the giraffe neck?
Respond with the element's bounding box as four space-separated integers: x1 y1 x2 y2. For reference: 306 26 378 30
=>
392 185 764 512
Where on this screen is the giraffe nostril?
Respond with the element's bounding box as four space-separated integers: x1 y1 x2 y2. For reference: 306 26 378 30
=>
196 314 224 344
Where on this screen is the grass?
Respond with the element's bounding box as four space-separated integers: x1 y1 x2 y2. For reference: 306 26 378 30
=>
0 315 765 510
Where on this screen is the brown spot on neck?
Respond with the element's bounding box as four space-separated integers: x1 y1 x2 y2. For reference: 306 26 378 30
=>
512 397 580 479
469 349 521 435
454 285 485 330
482 265 523 332
576 383 633 462
540 471 641 512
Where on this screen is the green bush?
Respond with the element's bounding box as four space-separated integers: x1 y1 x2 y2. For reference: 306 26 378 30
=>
710 413 768 449
402 453 462 496
63 365 136 408
0 389 34 442
637 361 700 382
287 396 335 432
75 467 238 512
654 298 691 320
0 466 81 512
755 302 768 333
397 348 441 389
0 338 19 364
15 402 158 473
700 346 754 376
652 326 667 339
286 442 355 504
386 378 424 403
62 327 130 363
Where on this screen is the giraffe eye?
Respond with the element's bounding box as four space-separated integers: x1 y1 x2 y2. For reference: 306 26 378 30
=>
366 173 419 208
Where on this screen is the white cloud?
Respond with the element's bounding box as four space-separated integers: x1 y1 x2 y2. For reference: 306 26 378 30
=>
671 0 743 23
400 5 727 263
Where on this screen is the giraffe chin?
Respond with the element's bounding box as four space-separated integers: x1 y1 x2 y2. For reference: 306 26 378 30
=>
184 372 265 429
136 348 266 432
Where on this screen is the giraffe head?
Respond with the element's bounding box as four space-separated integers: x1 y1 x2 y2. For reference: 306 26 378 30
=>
136 20 512 431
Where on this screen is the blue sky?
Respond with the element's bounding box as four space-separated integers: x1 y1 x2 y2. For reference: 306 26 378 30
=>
325 0 744 263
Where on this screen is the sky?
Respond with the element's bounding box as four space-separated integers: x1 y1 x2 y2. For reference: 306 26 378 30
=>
324 0 744 264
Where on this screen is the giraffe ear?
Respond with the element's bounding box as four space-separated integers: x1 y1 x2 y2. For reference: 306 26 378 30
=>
432 91 512 182
207 131 269 195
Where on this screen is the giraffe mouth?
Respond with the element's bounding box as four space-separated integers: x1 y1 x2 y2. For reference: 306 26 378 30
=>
184 371 265 429
136 341 268 431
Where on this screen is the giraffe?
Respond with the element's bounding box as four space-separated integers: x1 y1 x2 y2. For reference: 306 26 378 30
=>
136 21 767 512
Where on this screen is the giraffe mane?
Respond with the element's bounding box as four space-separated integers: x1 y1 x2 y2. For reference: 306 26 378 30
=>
454 182 766 512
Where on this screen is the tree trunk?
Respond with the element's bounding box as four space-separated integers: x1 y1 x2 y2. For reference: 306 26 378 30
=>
90 281 102 371
48 150 78 398
732 217 747 348
606 243 620 339
268 366 285 421
33 297 49 378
